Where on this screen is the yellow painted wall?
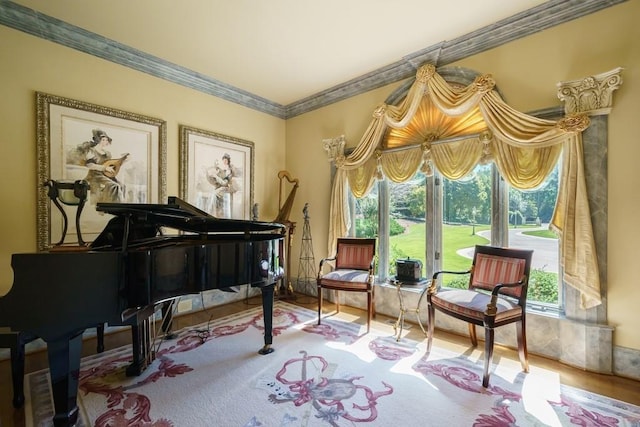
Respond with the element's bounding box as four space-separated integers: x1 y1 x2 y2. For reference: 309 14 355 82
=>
285 0 640 351
0 27 286 295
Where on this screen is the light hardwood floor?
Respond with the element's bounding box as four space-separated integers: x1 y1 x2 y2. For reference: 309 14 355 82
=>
1 295 639 426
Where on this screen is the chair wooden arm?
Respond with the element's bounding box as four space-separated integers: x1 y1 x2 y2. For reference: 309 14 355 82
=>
318 256 337 278
485 275 527 316
429 269 471 293
432 270 471 280
490 278 526 296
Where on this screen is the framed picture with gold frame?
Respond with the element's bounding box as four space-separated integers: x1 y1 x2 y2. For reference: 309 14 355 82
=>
179 125 254 220
36 92 167 251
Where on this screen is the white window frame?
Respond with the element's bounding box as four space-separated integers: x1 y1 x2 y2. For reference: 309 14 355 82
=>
365 161 563 315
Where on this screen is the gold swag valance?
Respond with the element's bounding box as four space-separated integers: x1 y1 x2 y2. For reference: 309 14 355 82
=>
328 64 600 309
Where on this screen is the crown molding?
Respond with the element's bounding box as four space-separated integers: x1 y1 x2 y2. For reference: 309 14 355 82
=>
0 1 286 118
0 0 627 119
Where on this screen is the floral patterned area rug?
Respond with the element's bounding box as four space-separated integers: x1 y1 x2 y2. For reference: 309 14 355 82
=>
25 301 640 426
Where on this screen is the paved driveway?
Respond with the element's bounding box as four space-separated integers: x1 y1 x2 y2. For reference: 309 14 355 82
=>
458 226 558 273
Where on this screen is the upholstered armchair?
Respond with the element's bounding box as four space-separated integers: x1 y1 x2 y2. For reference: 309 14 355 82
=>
426 245 533 387
317 238 376 332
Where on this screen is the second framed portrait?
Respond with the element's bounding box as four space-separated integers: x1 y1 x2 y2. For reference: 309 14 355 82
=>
179 125 254 220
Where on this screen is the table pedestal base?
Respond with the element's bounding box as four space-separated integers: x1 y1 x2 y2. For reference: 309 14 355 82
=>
390 278 430 342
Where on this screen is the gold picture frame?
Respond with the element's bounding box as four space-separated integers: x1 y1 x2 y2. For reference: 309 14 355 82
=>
179 125 254 219
36 92 167 251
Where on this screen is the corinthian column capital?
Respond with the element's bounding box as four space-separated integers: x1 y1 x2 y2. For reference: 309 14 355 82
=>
323 135 346 162
557 67 623 116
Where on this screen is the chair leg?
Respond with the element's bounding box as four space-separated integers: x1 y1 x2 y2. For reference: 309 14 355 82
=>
469 323 478 347
426 304 435 353
483 327 495 388
335 290 340 313
516 320 529 372
317 286 323 325
366 291 372 333
371 286 376 318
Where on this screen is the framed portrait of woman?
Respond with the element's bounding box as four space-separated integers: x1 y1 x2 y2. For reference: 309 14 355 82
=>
179 125 254 220
36 92 167 251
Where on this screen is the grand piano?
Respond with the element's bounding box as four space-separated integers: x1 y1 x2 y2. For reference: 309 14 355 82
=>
0 197 285 427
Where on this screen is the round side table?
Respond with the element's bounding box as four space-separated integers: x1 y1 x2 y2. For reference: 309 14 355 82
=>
388 277 430 341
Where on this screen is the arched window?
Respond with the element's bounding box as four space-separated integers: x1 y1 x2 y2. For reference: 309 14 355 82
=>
334 64 595 312
350 70 562 309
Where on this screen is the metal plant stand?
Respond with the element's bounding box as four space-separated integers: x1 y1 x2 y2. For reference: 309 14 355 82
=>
296 203 316 302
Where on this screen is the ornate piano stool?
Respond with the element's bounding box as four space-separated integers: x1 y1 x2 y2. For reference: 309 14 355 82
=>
388 277 430 342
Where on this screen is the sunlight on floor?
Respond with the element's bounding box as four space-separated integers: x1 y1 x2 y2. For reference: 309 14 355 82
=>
492 360 564 426
325 333 378 363
520 375 564 426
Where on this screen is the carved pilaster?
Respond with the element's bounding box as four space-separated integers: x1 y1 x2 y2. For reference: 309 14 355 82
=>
322 135 346 162
557 67 623 116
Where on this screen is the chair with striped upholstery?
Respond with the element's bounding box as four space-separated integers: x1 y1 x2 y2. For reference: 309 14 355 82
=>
317 238 376 332
426 245 533 387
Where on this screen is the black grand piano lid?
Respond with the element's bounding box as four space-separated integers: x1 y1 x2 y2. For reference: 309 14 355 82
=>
95 196 286 234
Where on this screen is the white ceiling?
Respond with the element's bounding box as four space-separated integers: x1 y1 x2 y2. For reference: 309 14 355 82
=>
13 0 549 106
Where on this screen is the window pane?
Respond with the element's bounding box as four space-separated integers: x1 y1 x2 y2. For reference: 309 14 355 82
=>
442 164 492 287
508 163 560 306
354 186 378 238
388 171 426 276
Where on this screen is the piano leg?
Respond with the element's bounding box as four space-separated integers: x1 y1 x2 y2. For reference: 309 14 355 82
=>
0 330 36 408
96 323 105 353
258 284 275 355
10 334 26 408
46 332 83 427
